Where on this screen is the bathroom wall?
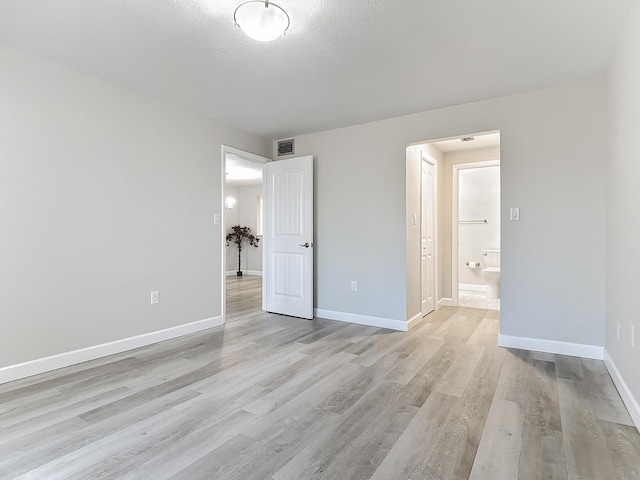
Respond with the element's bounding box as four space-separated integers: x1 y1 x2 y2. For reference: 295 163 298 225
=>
225 184 263 274
458 166 501 288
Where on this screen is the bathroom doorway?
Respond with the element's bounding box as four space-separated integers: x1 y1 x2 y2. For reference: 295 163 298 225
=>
437 132 501 310
406 131 500 317
454 161 500 310
428 131 501 311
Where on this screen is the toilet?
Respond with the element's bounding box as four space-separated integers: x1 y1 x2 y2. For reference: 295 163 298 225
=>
481 249 500 299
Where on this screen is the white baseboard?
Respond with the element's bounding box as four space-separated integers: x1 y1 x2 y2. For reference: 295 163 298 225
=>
314 309 408 331
0 316 224 385
407 313 423 330
498 334 604 360
459 283 486 292
226 270 262 276
603 350 640 431
438 298 453 307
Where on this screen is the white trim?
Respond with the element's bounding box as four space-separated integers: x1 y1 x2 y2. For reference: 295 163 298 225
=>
459 283 486 293
603 350 640 431
0 316 223 385
421 151 439 317
498 334 604 360
438 297 453 307
314 309 409 332
222 145 271 164
452 164 459 306
407 313 423 330
226 270 263 276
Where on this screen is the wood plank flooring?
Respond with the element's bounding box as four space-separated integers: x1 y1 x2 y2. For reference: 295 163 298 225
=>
1 288 638 479
226 275 262 320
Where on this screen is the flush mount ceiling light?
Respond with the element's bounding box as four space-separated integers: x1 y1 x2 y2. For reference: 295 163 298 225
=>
234 0 290 42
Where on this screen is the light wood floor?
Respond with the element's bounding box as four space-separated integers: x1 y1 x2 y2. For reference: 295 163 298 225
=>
1 287 639 479
226 274 262 320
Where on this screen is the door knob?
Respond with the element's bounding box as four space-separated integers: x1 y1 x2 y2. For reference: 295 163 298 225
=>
298 242 312 248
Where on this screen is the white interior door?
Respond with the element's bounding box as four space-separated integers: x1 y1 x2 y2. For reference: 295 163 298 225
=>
264 156 314 319
421 158 436 316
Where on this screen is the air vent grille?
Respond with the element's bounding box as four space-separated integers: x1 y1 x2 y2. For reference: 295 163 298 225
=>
277 139 295 156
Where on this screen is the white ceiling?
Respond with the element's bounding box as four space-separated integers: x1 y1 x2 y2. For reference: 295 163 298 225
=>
430 131 500 153
0 1 633 140
226 153 263 186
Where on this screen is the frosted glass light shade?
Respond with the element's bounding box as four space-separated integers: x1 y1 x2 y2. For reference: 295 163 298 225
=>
234 1 290 42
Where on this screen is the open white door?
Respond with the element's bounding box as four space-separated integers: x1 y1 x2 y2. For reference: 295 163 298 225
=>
264 156 314 319
421 157 436 316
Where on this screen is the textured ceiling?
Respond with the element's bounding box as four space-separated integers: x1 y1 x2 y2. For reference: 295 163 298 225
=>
0 0 633 139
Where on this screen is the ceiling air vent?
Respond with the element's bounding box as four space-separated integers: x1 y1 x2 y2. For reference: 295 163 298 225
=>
277 139 295 156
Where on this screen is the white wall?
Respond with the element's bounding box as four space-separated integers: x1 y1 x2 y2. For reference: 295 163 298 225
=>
606 0 640 424
278 78 607 349
225 184 263 274
239 185 263 273
225 185 241 272
458 166 500 287
0 45 270 370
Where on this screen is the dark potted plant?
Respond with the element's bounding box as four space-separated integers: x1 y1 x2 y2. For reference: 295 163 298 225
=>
226 225 260 276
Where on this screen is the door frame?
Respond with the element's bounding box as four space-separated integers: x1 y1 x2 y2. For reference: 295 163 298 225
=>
221 145 271 322
421 151 438 316
451 160 500 306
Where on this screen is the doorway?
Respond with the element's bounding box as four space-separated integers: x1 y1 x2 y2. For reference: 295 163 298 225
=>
408 131 500 312
454 161 501 310
445 132 501 310
222 146 269 322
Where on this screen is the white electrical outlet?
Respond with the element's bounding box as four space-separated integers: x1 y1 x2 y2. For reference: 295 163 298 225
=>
151 291 159 305
617 322 621 341
632 325 636 348
351 281 357 292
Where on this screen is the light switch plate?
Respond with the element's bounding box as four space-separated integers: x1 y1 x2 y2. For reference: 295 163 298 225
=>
510 207 520 221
